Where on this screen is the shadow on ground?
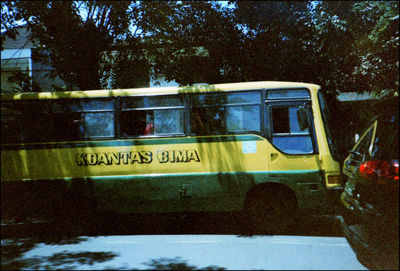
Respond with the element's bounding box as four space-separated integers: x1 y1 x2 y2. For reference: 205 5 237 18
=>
142 257 226 270
1 236 118 270
1 212 343 270
2 212 344 238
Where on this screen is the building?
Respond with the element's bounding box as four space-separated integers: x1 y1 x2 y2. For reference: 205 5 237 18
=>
1 25 66 93
337 91 379 102
1 26 179 93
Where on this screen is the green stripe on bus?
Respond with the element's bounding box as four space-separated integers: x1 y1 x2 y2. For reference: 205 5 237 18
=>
1 134 264 150
90 170 322 184
4 170 322 184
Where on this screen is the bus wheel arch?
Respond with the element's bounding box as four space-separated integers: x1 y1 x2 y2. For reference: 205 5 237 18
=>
243 183 298 234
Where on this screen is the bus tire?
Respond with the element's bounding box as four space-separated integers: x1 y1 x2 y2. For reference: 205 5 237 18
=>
244 189 297 234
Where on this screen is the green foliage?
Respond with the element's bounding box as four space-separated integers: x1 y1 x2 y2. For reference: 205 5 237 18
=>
232 1 314 83
309 1 398 97
6 70 42 93
140 1 245 85
108 41 150 89
13 1 134 90
352 1 399 96
1 1 398 97
1 1 22 50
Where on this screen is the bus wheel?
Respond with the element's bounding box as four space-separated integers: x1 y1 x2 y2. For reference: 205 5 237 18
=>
244 189 297 235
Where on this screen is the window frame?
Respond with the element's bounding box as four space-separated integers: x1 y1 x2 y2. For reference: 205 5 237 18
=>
1 88 321 145
1 98 117 143
189 90 263 136
1 103 27 144
265 88 319 155
352 121 376 158
63 98 116 140
118 94 186 138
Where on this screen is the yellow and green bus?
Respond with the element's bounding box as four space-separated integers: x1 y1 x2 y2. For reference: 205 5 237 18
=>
1 81 341 231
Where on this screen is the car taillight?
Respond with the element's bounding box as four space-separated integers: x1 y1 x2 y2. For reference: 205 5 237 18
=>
359 160 399 186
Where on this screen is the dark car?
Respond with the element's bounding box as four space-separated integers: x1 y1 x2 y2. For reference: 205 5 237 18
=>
340 101 399 270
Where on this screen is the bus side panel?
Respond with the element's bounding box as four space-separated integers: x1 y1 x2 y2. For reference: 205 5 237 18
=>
1 135 325 215
90 170 325 214
90 173 257 213
266 144 326 210
1 137 268 214
1 137 268 179
1 171 325 216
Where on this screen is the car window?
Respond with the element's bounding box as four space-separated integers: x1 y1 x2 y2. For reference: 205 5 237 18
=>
352 121 376 158
372 115 399 159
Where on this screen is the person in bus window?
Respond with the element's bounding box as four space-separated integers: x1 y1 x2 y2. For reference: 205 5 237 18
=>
144 112 154 135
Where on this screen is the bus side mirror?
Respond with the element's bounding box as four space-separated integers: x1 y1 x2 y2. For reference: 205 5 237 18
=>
297 106 309 130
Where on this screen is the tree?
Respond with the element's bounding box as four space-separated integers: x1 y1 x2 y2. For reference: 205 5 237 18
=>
3 1 397 96
139 1 245 86
310 1 398 97
7 1 239 90
352 1 399 96
306 1 360 97
307 1 398 157
231 1 317 83
1 1 22 50
231 1 398 98
106 38 150 89
13 1 137 91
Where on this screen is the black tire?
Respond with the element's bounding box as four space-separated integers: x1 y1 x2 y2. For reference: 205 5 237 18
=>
244 189 297 234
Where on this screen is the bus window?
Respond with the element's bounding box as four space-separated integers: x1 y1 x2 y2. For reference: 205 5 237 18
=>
120 110 151 136
191 107 207 134
154 110 184 135
1 105 25 143
50 112 83 141
191 91 261 135
191 106 226 135
1 100 69 143
52 98 115 140
71 98 115 139
267 89 310 99
271 106 313 154
84 112 115 138
272 107 290 133
227 91 260 103
122 95 183 108
226 105 260 133
120 95 184 137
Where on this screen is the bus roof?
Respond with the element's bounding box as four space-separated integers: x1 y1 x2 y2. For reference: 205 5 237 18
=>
1 81 320 100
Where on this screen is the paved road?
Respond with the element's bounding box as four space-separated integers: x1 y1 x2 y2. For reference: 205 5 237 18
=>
2 234 366 270
1 213 367 270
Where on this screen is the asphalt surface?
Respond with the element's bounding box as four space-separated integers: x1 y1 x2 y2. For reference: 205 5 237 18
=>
1 212 368 270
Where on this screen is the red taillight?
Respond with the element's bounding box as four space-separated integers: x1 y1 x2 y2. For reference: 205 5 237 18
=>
359 160 399 186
